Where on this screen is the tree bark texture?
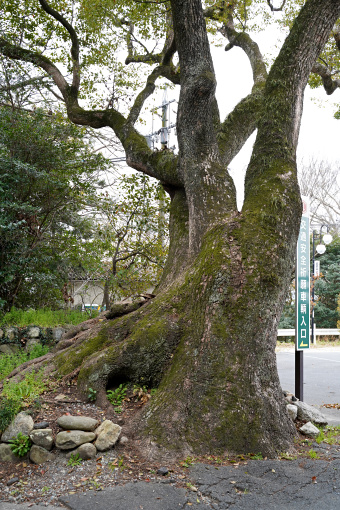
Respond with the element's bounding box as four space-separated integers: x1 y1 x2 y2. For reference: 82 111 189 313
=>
2 0 340 456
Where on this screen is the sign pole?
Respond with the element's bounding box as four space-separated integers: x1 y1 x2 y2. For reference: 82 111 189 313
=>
295 350 303 401
295 196 310 400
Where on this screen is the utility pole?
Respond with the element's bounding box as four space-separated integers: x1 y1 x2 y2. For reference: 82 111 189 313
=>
145 86 176 151
145 86 177 246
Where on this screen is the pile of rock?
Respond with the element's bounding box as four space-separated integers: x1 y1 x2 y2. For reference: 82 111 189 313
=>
0 412 122 464
284 391 328 437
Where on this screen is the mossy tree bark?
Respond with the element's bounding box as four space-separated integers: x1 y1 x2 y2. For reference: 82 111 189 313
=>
2 0 340 456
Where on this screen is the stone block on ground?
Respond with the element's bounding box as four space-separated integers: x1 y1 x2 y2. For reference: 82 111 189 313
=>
0 443 24 463
94 420 121 451
1 412 34 443
30 444 54 464
57 415 99 431
299 421 320 438
52 327 66 342
26 338 40 351
27 326 40 338
55 430 96 450
66 443 97 460
4 328 17 341
287 404 298 421
0 344 16 355
292 401 328 425
30 429 54 450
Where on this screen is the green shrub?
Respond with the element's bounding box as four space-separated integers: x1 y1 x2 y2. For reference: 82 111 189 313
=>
0 396 22 433
67 453 82 466
0 352 28 381
0 306 98 328
27 343 50 359
0 341 50 433
0 346 50 382
88 387 97 402
9 432 32 457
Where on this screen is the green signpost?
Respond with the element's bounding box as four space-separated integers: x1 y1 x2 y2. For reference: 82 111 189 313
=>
296 196 310 351
295 196 310 400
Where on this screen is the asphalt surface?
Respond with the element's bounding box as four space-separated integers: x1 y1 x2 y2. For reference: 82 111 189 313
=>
2 346 340 510
3 455 340 510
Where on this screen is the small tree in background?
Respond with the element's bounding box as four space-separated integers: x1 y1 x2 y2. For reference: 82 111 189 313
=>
279 237 340 330
313 239 340 328
299 160 340 230
72 172 169 308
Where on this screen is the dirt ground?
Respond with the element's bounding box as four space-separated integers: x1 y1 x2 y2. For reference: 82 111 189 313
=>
1 366 340 507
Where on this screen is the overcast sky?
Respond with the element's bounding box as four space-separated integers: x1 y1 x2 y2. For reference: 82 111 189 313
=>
211 32 340 209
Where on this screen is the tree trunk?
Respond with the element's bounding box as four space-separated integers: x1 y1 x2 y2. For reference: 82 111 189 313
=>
53 0 340 457
3 0 340 458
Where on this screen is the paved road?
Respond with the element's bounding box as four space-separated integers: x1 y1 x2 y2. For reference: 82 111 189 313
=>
3 455 340 510
276 348 340 425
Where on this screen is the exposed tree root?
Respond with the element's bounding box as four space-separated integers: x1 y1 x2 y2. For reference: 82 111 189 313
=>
0 352 54 389
1 224 298 458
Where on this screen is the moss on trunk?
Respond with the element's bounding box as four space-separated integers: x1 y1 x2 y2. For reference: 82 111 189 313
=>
51 210 298 457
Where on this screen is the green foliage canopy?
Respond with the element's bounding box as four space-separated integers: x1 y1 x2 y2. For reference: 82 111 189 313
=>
0 106 107 310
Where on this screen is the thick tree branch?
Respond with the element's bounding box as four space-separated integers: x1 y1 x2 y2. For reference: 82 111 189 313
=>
218 90 264 166
244 0 340 216
220 19 267 90
0 38 69 95
127 66 164 125
0 42 181 188
312 62 340 95
38 0 80 91
170 0 237 253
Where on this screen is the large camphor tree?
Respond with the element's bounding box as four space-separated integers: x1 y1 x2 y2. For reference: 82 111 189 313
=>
1 0 340 457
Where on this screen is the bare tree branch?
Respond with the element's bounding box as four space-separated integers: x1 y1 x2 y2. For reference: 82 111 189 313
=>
38 0 80 91
266 0 287 12
299 159 340 229
0 74 49 93
220 13 267 90
312 62 340 95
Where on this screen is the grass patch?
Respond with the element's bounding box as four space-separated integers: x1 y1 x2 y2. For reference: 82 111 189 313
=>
0 347 51 433
308 448 320 459
0 344 49 381
2 369 48 403
0 307 98 328
0 369 48 433
316 425 340 445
